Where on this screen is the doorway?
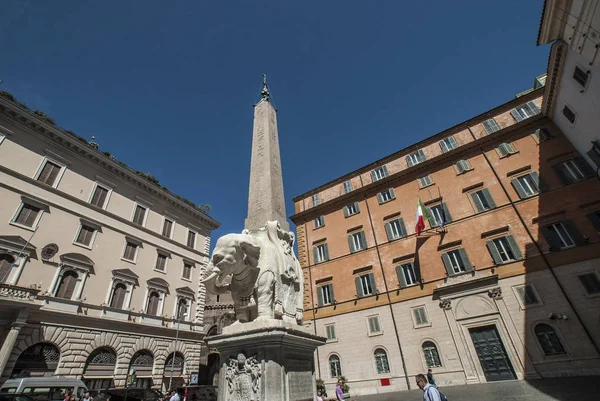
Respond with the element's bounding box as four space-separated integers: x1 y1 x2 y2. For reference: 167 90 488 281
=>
469 325 516 381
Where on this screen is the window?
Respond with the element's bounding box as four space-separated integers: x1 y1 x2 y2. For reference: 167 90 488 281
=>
586 141 600 168
417 174 433 188
55 270 78 299
562 105 576 124
348 231 367 252
588 210 600 233
482 118 500 134
182 263 192 280
442 248 473 276
533 128 552 143
0 255 15 284
325 324 336 340
312 194 320 206
439 136 458 152
36 159 63 187
385 218 407 241
497 142 517 157
343 202 360 217
413 306 429 326
367 315 381 334
155 253 168 272
512 173 541 198
455 159 472 174
314 215 324 228
176 298 189 320
515 285 540 306
90 185 110 208
374 349 390 374
12 203 42 228
542 221 582 250
422 342 442 368
471 189 496 212
187 230 197 248
74 225 96 247
487 235 522 264
377 188 396 204
553 157 592 184
162 218 174 238
573 65 589 88
132 205 147 226
535 324 566 355
343 180 353 193
577 272 600 295
329 355 342 378
318 283 334 306
109 283 127 309
146 291 160 316
511 101 540 121
406 149 426 167
122 242 138 262
429 203 452 227
371 166 389 182
313 243 329 264
396 261 420 287
355 273 376 297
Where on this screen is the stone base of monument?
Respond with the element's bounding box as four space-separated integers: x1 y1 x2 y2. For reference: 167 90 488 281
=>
206 320 326 401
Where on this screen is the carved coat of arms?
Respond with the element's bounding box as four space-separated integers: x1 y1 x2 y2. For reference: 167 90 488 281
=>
225 354 261 401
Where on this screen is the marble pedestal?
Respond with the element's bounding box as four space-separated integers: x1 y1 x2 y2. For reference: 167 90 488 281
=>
206 320 326 401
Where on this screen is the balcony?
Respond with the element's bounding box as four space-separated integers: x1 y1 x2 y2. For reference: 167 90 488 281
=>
0 283 41 303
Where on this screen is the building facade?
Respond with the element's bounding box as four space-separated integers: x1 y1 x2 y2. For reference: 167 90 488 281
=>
290 89 600 396
0 93 220 390
538 0 600 171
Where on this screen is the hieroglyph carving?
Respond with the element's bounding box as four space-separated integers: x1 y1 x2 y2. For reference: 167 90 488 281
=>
226 353 261 401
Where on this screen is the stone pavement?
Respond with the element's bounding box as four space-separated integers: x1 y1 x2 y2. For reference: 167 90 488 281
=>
350 377 599 401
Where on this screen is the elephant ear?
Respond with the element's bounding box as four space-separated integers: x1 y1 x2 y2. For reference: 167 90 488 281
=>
240 237 261 268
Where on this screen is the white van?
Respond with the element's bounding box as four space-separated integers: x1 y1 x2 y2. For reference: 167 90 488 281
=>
0 377 87 401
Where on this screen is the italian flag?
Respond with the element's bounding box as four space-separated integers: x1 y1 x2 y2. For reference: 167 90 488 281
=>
415 198 433 235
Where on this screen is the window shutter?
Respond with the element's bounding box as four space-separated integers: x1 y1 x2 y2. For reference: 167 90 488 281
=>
323 244 329 261
385 222 394 241
371 170 377 182
313 247 319 264
389 188 396 200
449 136 458 149
530 171 544 192
354 202 361 213
343 206 350 217
414 309 424 325
562 220 585 245
413 261 422 283
527 101 541 114
482 120 492 134
552 163 571 185
511 177 527 199
347 235 356 253
328 284 335 303
510 109 524 122
406 155 414 167
439 140 448 153
482 188 496 208
355 276 364 297
317 286 324 306
458 248 473 271
471 192 485 212
498 143 509 157
63 274 77 300
368 273 377 294
382 165 388 177
541 225 562 250
358 231 367 249
574 156 594 177
372 317 380 332
418 149 426 162
441 253 454 276
587 144 600 167
396 265 407 287
455 161 464 174
442 202 452 223
587 212 600 232
486 240 503 265
505 235 523 259
377 192 384 204
462 159 471 171
397 218 407 237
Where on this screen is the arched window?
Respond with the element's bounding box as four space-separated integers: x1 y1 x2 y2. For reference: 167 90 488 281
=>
84 347 117 389
374 348 390 374
110 283 127 309
177 298 189 320
535 324 566 355
130 350 154 388
147 291 160 315
0 254 15 284
329 355 342 378
55 270 78 299
422 341 442 368
13 343 60 377
165 352 184 376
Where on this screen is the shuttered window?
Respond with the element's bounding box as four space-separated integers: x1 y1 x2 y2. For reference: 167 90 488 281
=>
542 220 583 250
562 105 576 124
455 159 472 174
146 291 160 316
155 253 168 272
442 248 473 276
482 118 500 134
439 136 458 152
187 230 197 248
343 180 353 193
515 285 540 306
429 203 452 227
355 273 376 297
367 316 381 334
90 185 109 208
14 204 41 227
317 284 334 306
162 219 174 238
417 174 433 188
406 149 426 167
343 202 360 217
385 218 407 241
577 272 600 295
413 307 429 326
396 262 420 287
75 225 96 246
312 194 320 206
533 128 552 143
110 283 127 309
470 189 496 212
313 243 329 264
377 188 396 204
423 342 442 368
314 215 325 228
348 231 367 252
497 142 517 157
487 235 522 264
132 205 147 225
512 172 541 198
511 101 540 121
535 324 566 355
123 242 138 261
552 157 592 184
325 324 336 340
587 141 600 168
37 160 62 186
55 270 78 299
371 166 389 182
0 254 16 284
182 263 192 280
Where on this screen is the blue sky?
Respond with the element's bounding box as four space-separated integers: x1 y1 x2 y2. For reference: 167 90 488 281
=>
0 1 549 246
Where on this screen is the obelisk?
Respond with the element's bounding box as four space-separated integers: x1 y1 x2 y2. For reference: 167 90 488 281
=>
244 74 290 232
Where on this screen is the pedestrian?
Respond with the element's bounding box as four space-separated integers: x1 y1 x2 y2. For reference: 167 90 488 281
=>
80 392 93 401
427 368 437 388
316 390 324 401
169 390 181 401
416 373 447 401
64 390 72 401
68 395 76 401
335 379 344 401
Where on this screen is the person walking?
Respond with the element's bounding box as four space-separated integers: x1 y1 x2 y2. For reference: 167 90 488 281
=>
80 392 93 401
427 368 437 388
335 380 344 401
416 373 446 401
169 390 181 401
316 390 324 401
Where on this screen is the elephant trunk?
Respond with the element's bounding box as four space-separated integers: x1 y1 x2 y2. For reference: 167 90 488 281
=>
201 270 230 295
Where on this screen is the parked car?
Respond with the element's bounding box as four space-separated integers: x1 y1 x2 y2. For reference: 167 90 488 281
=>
0 377 87 401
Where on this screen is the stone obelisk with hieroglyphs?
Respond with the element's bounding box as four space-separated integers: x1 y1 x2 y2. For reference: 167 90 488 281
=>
244 74 290 232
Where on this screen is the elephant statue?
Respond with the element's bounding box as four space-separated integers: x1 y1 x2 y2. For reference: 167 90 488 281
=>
202 221 304 326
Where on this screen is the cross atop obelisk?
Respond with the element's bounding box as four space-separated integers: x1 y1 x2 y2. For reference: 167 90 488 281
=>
244 75 290 232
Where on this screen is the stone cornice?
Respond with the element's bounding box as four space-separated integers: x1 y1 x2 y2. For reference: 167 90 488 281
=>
0 98 220 230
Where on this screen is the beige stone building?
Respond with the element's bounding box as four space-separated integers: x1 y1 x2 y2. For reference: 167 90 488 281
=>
0 92 219 391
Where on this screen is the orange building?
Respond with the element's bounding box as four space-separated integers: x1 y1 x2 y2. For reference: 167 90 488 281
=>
290 88 600 397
